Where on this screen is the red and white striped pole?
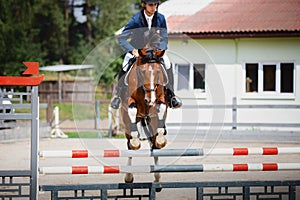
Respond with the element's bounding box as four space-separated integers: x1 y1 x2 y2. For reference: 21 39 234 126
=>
39 147 300 158
39 163 300 175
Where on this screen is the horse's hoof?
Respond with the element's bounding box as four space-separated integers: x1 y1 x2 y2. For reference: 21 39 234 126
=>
125 177 134 183
129 138 141 150
125 174 134 183
155 133 167 149
130 144 141 150
129 140 141 150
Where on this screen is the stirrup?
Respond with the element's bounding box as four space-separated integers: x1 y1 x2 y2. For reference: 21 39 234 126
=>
170 96 182 109
110 96 121 109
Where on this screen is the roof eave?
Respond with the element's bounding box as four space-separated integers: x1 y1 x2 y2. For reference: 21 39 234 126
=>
169 30 300 39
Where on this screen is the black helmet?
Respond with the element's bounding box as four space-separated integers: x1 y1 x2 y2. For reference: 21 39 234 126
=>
142 0 160 4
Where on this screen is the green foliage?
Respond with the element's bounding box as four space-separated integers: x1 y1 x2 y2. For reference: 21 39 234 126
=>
0 0 168 82
83 0 134 84
32 0 66 64
93 0 133 41
0 0 43 75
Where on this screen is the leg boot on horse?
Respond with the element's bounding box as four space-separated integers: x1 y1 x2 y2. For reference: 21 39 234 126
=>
154 103 167 149
128 106 141 150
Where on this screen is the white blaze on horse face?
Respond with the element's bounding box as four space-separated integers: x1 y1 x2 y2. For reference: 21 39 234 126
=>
149 65 156 104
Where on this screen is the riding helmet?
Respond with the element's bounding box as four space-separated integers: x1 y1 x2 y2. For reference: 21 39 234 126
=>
142 0 160 4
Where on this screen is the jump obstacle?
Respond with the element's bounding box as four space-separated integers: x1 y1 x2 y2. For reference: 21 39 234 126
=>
39 147 300 175
40 163 300 175
39 146 300 199
39 147 300 158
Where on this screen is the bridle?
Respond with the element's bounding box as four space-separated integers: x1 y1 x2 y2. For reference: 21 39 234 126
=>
142 83 158 93
136 61 161 92
135 51 163 107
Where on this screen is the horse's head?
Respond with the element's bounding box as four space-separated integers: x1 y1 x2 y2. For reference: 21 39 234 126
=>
135 48 168 106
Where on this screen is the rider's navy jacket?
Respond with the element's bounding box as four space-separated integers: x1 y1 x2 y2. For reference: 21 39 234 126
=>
118 9 168 53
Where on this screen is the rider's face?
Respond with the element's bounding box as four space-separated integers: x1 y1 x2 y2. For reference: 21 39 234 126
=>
144 3 157 16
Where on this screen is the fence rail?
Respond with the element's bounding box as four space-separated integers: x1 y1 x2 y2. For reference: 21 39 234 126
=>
171 97 300 130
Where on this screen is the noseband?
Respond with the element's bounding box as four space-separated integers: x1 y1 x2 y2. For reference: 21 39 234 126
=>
142 84 158 92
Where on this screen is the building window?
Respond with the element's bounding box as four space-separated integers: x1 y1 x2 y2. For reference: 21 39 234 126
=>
245 63 258 92
175 63 206 92
177 64 190 90
245 62 294 95
280 63 294 93
263 64 276 91
193 64 205 92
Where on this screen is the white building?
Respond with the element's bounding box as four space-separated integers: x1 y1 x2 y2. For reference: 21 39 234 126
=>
160 0 300 130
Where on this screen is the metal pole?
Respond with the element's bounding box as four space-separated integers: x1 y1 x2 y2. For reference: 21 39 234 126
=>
39 147 300 158
58 72 62 103
96 100 102 138
108 106 112 137
30 86 39 199
39 163 300 175
232 97 237 129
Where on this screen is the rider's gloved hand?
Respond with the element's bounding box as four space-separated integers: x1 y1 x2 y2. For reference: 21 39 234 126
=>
132 49 139 57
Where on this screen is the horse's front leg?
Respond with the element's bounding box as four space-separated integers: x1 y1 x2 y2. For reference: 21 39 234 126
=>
128 101 141 150
155 102 167 149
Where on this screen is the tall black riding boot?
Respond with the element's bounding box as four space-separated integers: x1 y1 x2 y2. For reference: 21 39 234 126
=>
166 67 182 108
111 70 127 109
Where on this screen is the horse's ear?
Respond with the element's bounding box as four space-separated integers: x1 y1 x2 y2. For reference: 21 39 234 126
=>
155 49 165 58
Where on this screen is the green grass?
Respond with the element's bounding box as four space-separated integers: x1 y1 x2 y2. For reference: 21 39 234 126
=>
38 102 109 121
65 132 101 138
65 131 125 138
59 103 94 120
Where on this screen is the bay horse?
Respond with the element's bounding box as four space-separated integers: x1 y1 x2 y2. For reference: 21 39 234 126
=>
120 31 169 186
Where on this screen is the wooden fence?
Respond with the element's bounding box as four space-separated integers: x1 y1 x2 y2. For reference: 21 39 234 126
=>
38 81 114 103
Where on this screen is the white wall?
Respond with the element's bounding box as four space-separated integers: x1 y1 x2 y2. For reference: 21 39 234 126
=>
166 37 300 130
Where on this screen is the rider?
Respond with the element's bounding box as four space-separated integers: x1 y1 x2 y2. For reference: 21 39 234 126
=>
110 0 182 110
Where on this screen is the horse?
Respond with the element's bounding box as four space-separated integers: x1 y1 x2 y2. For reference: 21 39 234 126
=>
119 32 169 186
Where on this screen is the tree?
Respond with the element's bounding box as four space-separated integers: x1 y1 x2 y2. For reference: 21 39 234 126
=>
0 0 167 82
93 0 133 41
0 0 42 75
0 0 67 75
73 0 134 84
32 0 66 64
